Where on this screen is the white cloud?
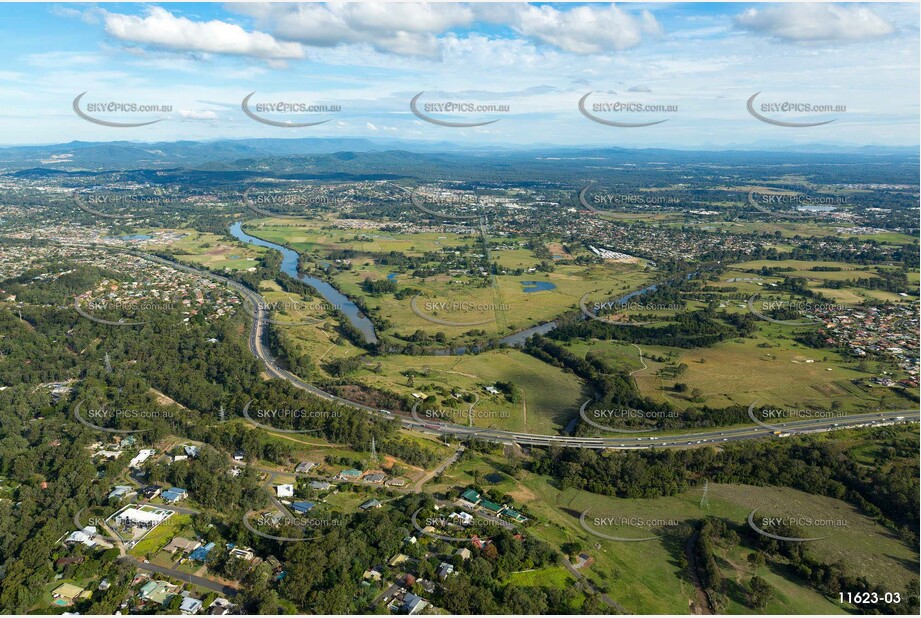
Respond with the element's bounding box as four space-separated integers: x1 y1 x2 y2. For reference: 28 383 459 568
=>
506 4 661 54
735 4 894 43
177 109 219 120
231 2 660 58
102 7 305 59
235 2 474 57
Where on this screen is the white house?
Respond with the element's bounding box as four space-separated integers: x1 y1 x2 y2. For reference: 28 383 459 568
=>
275 484 294 498
129 449 155 468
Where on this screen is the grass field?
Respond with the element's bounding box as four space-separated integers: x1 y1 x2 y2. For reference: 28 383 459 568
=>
362 348 587 433
506 566 575 589
245 217 654 342
145 228 267 271
570 334 888 413
129 513 193 558
515 474 916 614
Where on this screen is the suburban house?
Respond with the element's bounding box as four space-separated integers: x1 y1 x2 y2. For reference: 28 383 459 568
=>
363 472 387 484
275 484 294 498
401 592 428 615
107 485 133 501
139 581 176 605
295 461 316 473
114 506 171 530
459 488 528 522
309 480 333 491
338 468 362 480
437 562 455 579
359 499 382 511
189 542 216 562
51 583 88 606
164 537 201 555
449 511 474 526
291 501 315 514
130 449 155 468
161 487 188 503
179 596 204 615
140 485 162 500
65 526 99 548
362 566 383 581
229 546 255 561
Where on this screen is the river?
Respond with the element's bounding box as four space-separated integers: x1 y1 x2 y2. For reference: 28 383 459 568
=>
229 222 378 344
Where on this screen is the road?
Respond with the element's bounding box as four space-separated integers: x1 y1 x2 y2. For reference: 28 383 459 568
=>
412 446 464 492
561 555 626 613
121 557 239 596
136 251 921 450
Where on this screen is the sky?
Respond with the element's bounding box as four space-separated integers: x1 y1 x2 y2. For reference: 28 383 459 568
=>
0 2 918 149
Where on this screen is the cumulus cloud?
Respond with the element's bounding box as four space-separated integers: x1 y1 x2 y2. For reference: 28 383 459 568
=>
235 2 474 57
735 4 894 42
177 109 219 120
102 7 305 59
230 2 660 58
506 4 662 54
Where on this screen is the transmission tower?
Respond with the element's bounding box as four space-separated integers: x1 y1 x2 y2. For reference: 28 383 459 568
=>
700 479 710 510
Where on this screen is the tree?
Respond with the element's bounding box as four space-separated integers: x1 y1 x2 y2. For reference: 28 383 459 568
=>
747 576 774 610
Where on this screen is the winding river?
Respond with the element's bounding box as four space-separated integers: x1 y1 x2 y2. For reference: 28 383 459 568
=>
230 222 378 344
232 220 697 351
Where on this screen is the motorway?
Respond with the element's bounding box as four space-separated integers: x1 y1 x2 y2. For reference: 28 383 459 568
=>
139 252 920 450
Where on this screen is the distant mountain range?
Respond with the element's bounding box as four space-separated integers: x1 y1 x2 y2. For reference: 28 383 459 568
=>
0 137 915 172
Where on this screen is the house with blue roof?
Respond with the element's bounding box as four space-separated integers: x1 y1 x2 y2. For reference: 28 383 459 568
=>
189 542 215 562
161 488 187 503
291 501 315 514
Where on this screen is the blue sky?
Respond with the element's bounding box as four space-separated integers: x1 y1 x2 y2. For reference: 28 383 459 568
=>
0 2 918 148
